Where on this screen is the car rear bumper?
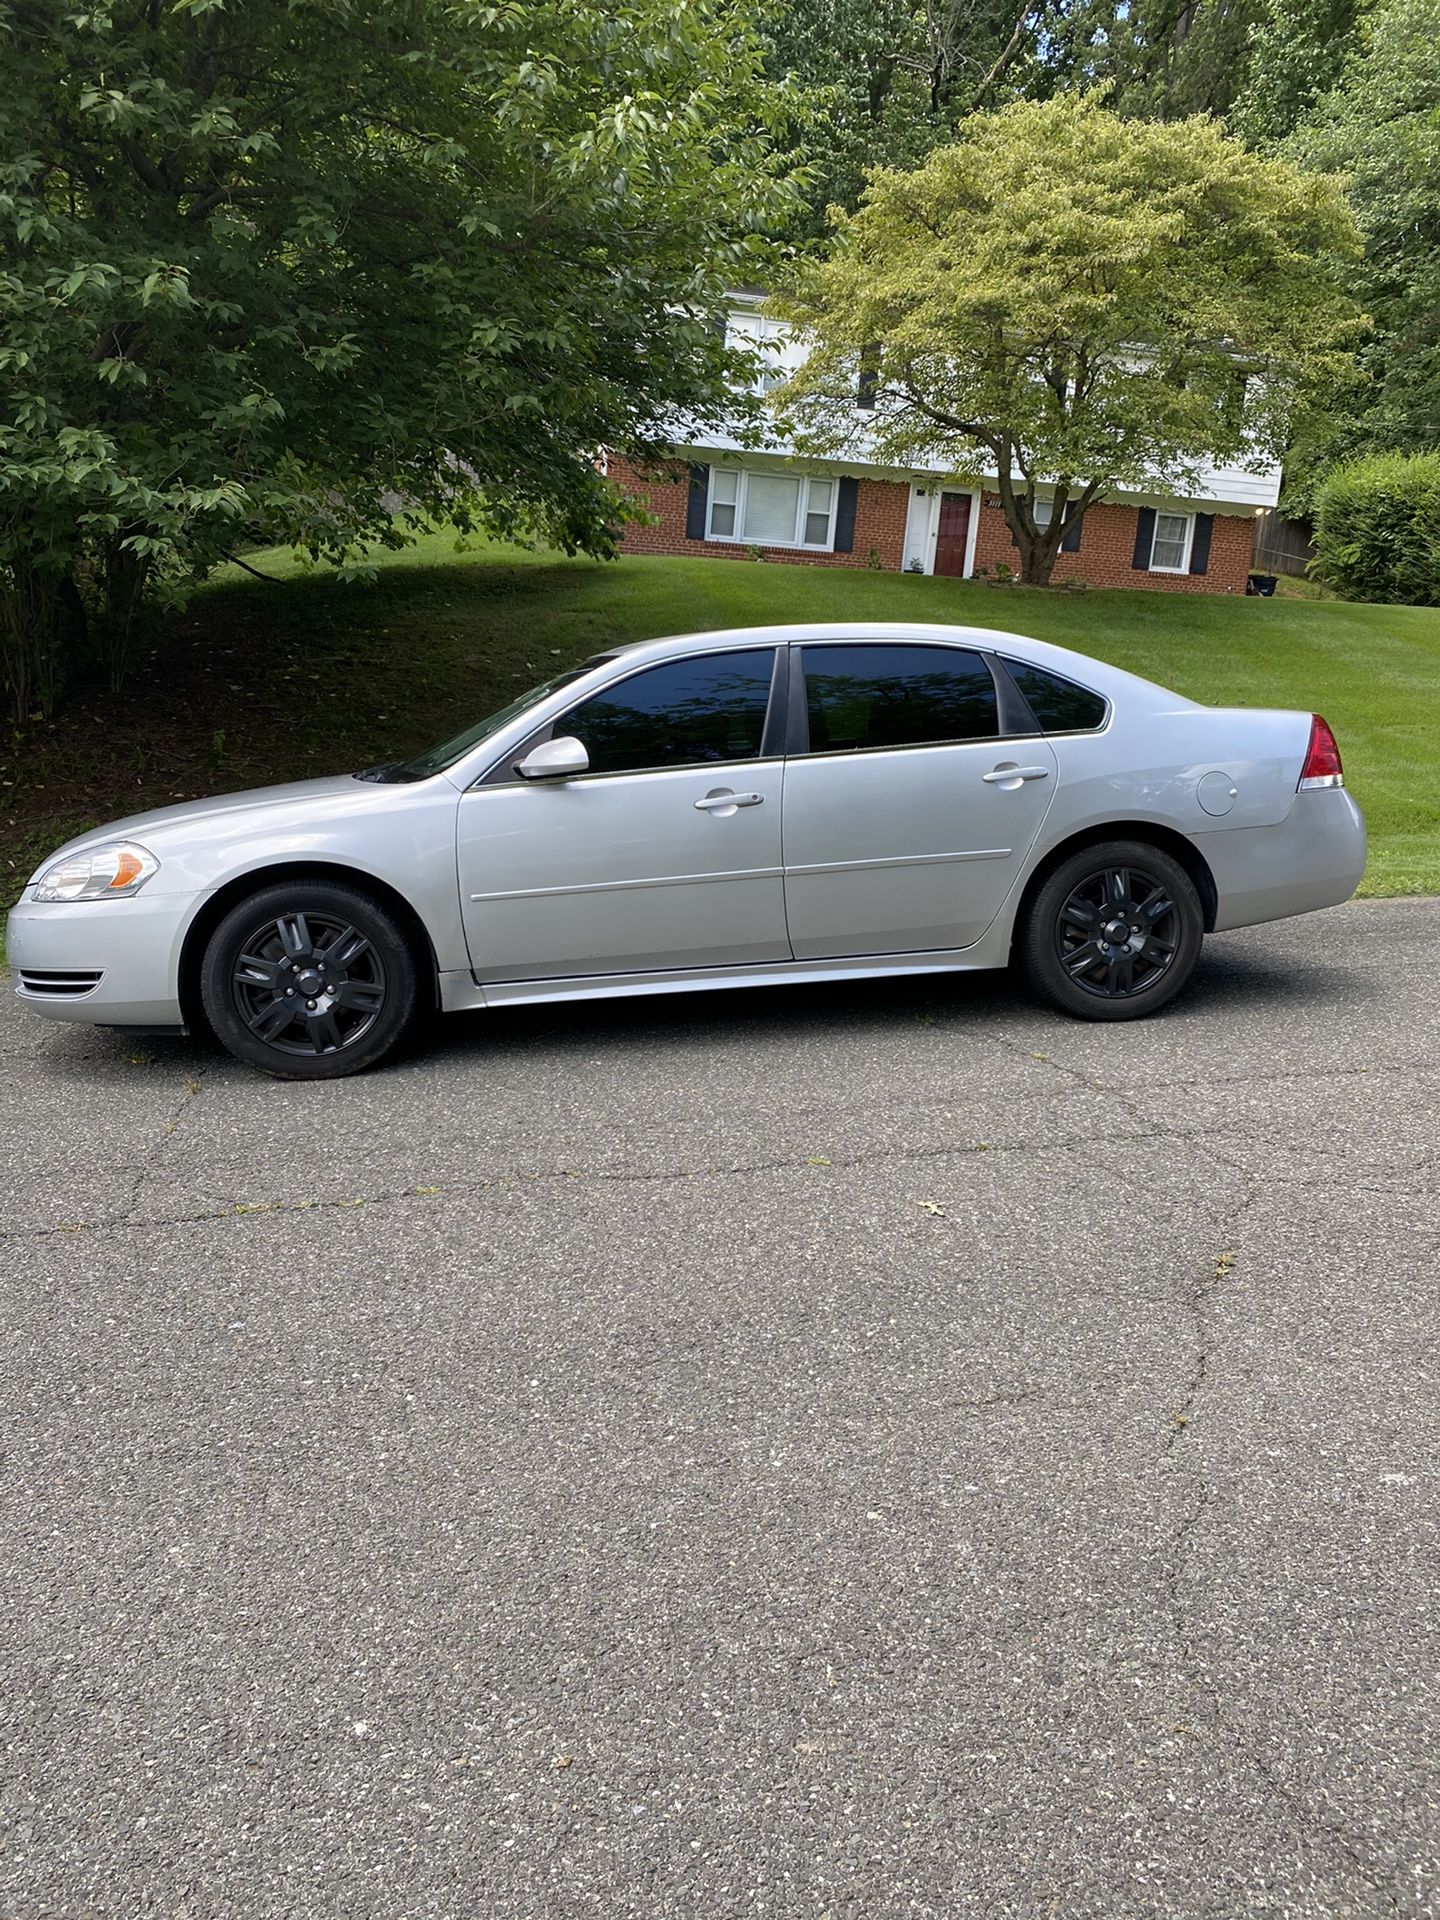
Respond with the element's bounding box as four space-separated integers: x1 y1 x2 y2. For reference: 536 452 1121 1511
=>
6 890 196 1026
1203 787 1367 932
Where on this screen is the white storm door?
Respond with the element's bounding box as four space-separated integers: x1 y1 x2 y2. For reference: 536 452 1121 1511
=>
781 642 1058 957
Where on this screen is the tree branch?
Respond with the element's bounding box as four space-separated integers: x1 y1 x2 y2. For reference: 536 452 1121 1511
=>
968 4 1043 111
898 387 1003 456
118 134 171 198
221 550 284 583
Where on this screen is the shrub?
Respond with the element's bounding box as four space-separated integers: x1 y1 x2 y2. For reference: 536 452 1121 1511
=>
1311 452 1440 604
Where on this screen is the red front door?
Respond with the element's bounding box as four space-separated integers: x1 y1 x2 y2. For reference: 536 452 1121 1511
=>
933 491 972 577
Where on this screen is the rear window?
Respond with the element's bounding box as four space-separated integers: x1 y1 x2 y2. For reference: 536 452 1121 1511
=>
1006 662 1108 733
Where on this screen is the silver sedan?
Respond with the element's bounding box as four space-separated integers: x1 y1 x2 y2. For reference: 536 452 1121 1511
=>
7 622 1366 1078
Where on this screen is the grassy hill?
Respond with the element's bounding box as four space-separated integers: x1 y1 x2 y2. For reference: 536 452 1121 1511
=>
3 536 1436 928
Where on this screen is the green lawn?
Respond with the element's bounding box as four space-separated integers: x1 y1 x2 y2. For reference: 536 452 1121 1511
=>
2 536 1436 951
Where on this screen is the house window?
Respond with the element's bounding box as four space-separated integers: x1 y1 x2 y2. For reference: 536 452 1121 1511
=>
707 468 837 550
1149 511 1193 572
709 469 739 537
726 314 793 396
804 478 834 545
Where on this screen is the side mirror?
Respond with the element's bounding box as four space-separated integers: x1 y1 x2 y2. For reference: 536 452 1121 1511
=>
516 735 589 781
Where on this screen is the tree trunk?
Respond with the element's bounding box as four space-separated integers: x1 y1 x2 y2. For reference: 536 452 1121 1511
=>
995 469 1097 585
1 533 152 722
994 463 1067 585
98 536 151 693
0 558 71 723
1015 531 1064 585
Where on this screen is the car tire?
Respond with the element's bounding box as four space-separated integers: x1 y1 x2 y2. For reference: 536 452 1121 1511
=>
1018 840 1204 1022
200 879 421 1079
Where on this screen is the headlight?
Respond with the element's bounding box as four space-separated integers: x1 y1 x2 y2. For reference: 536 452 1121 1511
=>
33 842 159 902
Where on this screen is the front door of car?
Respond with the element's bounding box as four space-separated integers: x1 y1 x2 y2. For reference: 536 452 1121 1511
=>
781 641 1058 957
457 647 791 982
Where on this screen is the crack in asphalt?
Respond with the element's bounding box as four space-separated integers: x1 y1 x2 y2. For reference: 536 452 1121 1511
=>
10 1110 1440 1251
119 1071 208 1221
0 1119 1361 1247
989 1033 1120 1095
1162 1198 1255 1457
978 1029 1398 1101
1158 1176 1406 1914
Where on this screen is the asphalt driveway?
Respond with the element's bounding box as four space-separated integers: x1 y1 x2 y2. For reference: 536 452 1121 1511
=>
2 899 1437 1918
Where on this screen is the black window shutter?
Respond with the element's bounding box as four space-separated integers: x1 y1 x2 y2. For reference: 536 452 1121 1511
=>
857 343 879 411
834 476 859 552
1189 512 1213 575
685 463 709 541
1132 507 1157 570
1013 511 1081 551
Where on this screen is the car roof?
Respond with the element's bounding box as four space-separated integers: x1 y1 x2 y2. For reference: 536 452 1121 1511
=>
595 623 1197 711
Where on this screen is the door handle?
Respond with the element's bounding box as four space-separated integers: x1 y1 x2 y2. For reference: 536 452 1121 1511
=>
982 764 1051 785
695 789 764 812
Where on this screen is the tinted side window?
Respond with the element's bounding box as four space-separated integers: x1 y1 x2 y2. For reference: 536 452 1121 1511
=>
558 649 775 777
1006 662 1108 733
801 645 997 754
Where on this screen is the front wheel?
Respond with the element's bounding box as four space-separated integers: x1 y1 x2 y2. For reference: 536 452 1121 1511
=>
1017 841 1204 1021
200 880 421 1078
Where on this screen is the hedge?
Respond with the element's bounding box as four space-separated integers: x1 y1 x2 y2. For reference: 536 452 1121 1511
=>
1311 452 1440 604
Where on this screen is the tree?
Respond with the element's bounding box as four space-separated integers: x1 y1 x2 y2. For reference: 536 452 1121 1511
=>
1229 0 1370 146
757 0 1048 242
0 0 790 719
1271 0 1440 502
1035 0 1269 122
770 96 1362 583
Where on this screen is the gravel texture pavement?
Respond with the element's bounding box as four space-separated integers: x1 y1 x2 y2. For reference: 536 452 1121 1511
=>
2 898 1436 1918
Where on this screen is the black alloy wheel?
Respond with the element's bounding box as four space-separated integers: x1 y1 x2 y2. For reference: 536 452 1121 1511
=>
1018 840 1204 1021
1054 863 1180 1000
201 880 420 1078
231 910 386 1055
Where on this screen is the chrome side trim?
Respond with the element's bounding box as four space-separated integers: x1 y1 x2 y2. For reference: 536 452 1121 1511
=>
472 940 1010 1011
469 847 1011 903
470 865 784 905
784 848 1010 878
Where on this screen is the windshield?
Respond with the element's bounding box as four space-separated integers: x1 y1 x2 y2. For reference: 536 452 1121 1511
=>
363 662 601 783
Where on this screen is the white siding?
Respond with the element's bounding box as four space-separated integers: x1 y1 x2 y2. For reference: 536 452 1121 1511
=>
706 307 1282 514
1145 456 1281 510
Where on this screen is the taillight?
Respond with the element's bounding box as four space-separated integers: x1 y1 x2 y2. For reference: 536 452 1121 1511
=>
1298 714 1344 790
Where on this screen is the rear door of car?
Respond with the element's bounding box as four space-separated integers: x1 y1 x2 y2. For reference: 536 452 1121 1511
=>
780 640 1058 958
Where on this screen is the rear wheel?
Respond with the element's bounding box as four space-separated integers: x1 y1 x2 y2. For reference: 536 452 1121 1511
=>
200 880 420 1078
1018 840 1204 1021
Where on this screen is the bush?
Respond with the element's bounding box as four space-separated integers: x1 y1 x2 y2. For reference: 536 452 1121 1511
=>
1311 453 1440 604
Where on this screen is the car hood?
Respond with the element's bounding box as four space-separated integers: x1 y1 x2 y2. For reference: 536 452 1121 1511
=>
30 774 381 877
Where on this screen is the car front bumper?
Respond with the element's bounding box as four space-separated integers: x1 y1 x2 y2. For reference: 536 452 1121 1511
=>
6 888 200 1027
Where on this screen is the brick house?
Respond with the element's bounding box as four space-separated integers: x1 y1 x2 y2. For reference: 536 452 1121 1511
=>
610 294 1276 594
